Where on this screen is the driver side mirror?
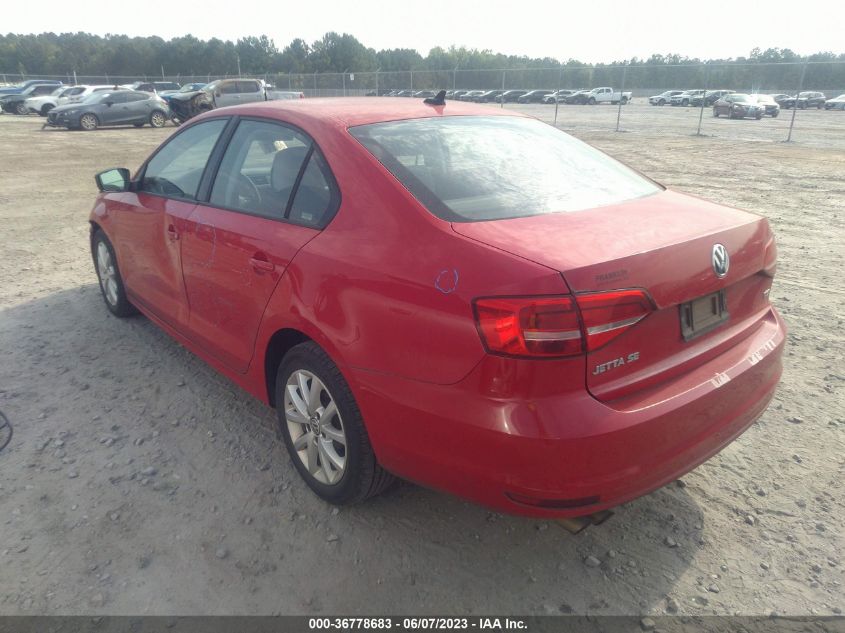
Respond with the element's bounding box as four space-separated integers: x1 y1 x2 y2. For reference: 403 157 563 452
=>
104 100 114 107
95 168 131 193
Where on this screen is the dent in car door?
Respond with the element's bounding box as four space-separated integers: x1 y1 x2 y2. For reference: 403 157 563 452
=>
178 118 334 373
180 206 318 372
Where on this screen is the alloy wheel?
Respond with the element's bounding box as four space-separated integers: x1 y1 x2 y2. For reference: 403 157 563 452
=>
151 111 166 127
284 369 347 485
96 241 118 307
80 114 97 130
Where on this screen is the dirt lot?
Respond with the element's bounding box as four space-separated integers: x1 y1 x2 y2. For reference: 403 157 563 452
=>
0 106 843 617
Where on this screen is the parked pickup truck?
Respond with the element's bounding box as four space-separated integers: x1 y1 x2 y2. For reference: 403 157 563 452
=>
584 86 632 105
164 78 304 124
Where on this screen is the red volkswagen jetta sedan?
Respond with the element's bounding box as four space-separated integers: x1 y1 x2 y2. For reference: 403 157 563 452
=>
89 97 785 517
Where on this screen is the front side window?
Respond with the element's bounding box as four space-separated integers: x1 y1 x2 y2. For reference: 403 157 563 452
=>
350 116 660 222
209 119 337 227
140 118 228 200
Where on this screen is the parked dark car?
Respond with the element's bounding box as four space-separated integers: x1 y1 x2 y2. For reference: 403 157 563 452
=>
712 93 763 119
517 90 554 103
0 79 62 96
564 90 592 104
796 91 826 109
771 94 795 109
496 90 528 103
753 94 780 117
459 90 485 101
413 90 437 98
473 90 504 102
1 83 64 114
46 90 169 130
690 90 733 107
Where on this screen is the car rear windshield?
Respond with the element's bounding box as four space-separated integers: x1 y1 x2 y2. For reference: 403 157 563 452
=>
349 116 660 222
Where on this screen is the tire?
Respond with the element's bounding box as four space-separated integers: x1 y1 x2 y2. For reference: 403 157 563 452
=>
588 97 596 105
150 110 167 128
658 99 665 106
14 102 28 115
92 230 137 318
621 96 628 105
79 113 98 131
756 112 763 120
40 104 54 117
817 103 823 109
713 108 719 117
772 111 779 118
275 341 395 505
682 99 689 106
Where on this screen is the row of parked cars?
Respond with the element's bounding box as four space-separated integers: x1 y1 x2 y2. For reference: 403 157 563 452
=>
0 78 306 129
649 89 845 111
379 87 633 105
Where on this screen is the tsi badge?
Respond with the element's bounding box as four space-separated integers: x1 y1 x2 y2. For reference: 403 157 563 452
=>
593 351 640 376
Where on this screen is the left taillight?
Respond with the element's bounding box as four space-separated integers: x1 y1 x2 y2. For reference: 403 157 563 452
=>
473 290 654 358
473 296 583 358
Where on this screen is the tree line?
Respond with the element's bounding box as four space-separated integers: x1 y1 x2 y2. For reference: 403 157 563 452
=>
1 32 843 89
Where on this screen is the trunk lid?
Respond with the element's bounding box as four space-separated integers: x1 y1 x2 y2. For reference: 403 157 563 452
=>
452 190 775 402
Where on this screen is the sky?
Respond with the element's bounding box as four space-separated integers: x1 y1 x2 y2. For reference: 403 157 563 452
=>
5 0 844 63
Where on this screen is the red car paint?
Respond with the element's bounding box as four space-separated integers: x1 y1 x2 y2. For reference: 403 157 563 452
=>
89 98 785 517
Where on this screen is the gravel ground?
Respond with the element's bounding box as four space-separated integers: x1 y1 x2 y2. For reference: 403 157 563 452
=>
0 107 842 617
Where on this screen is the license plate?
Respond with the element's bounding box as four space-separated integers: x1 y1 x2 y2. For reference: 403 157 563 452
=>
680 290 728 341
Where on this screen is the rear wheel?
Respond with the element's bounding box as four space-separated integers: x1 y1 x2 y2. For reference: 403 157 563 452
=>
713 108 719 117
588 97 596 105
79 113 98 131
621 96 628 105
150 110 167 128
682 99 689 106
276 341 395 505
14 102 28 115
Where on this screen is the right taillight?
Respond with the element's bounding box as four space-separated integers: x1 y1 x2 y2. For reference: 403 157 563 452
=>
575 289 654 351
473 289 654 358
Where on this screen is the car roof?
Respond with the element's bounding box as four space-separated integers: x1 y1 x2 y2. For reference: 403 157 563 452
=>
218 97 527 130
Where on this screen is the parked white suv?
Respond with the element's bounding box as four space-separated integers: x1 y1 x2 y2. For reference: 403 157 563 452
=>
25 85 113 116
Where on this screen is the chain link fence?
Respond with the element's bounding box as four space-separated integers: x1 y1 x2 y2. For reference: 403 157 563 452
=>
3 61 844 144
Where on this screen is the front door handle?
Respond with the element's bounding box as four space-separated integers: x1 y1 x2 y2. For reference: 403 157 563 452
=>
249 254 275 273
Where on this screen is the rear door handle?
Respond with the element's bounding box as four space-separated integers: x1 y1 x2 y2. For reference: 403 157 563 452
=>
249 254 275 273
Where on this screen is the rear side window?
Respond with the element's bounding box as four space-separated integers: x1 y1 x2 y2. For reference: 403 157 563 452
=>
288 152 336 227
210 119 310 217
350 116 660 222
126 93 149 102
209 119 338 227
140 119 228 200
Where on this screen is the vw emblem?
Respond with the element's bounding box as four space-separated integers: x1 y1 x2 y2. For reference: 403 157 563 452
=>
712 244 730 278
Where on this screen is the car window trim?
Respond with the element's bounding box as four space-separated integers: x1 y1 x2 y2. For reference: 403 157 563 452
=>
197 115 341 230
135 115 235 202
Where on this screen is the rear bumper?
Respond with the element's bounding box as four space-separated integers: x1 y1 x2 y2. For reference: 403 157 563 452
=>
352 307 785 518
